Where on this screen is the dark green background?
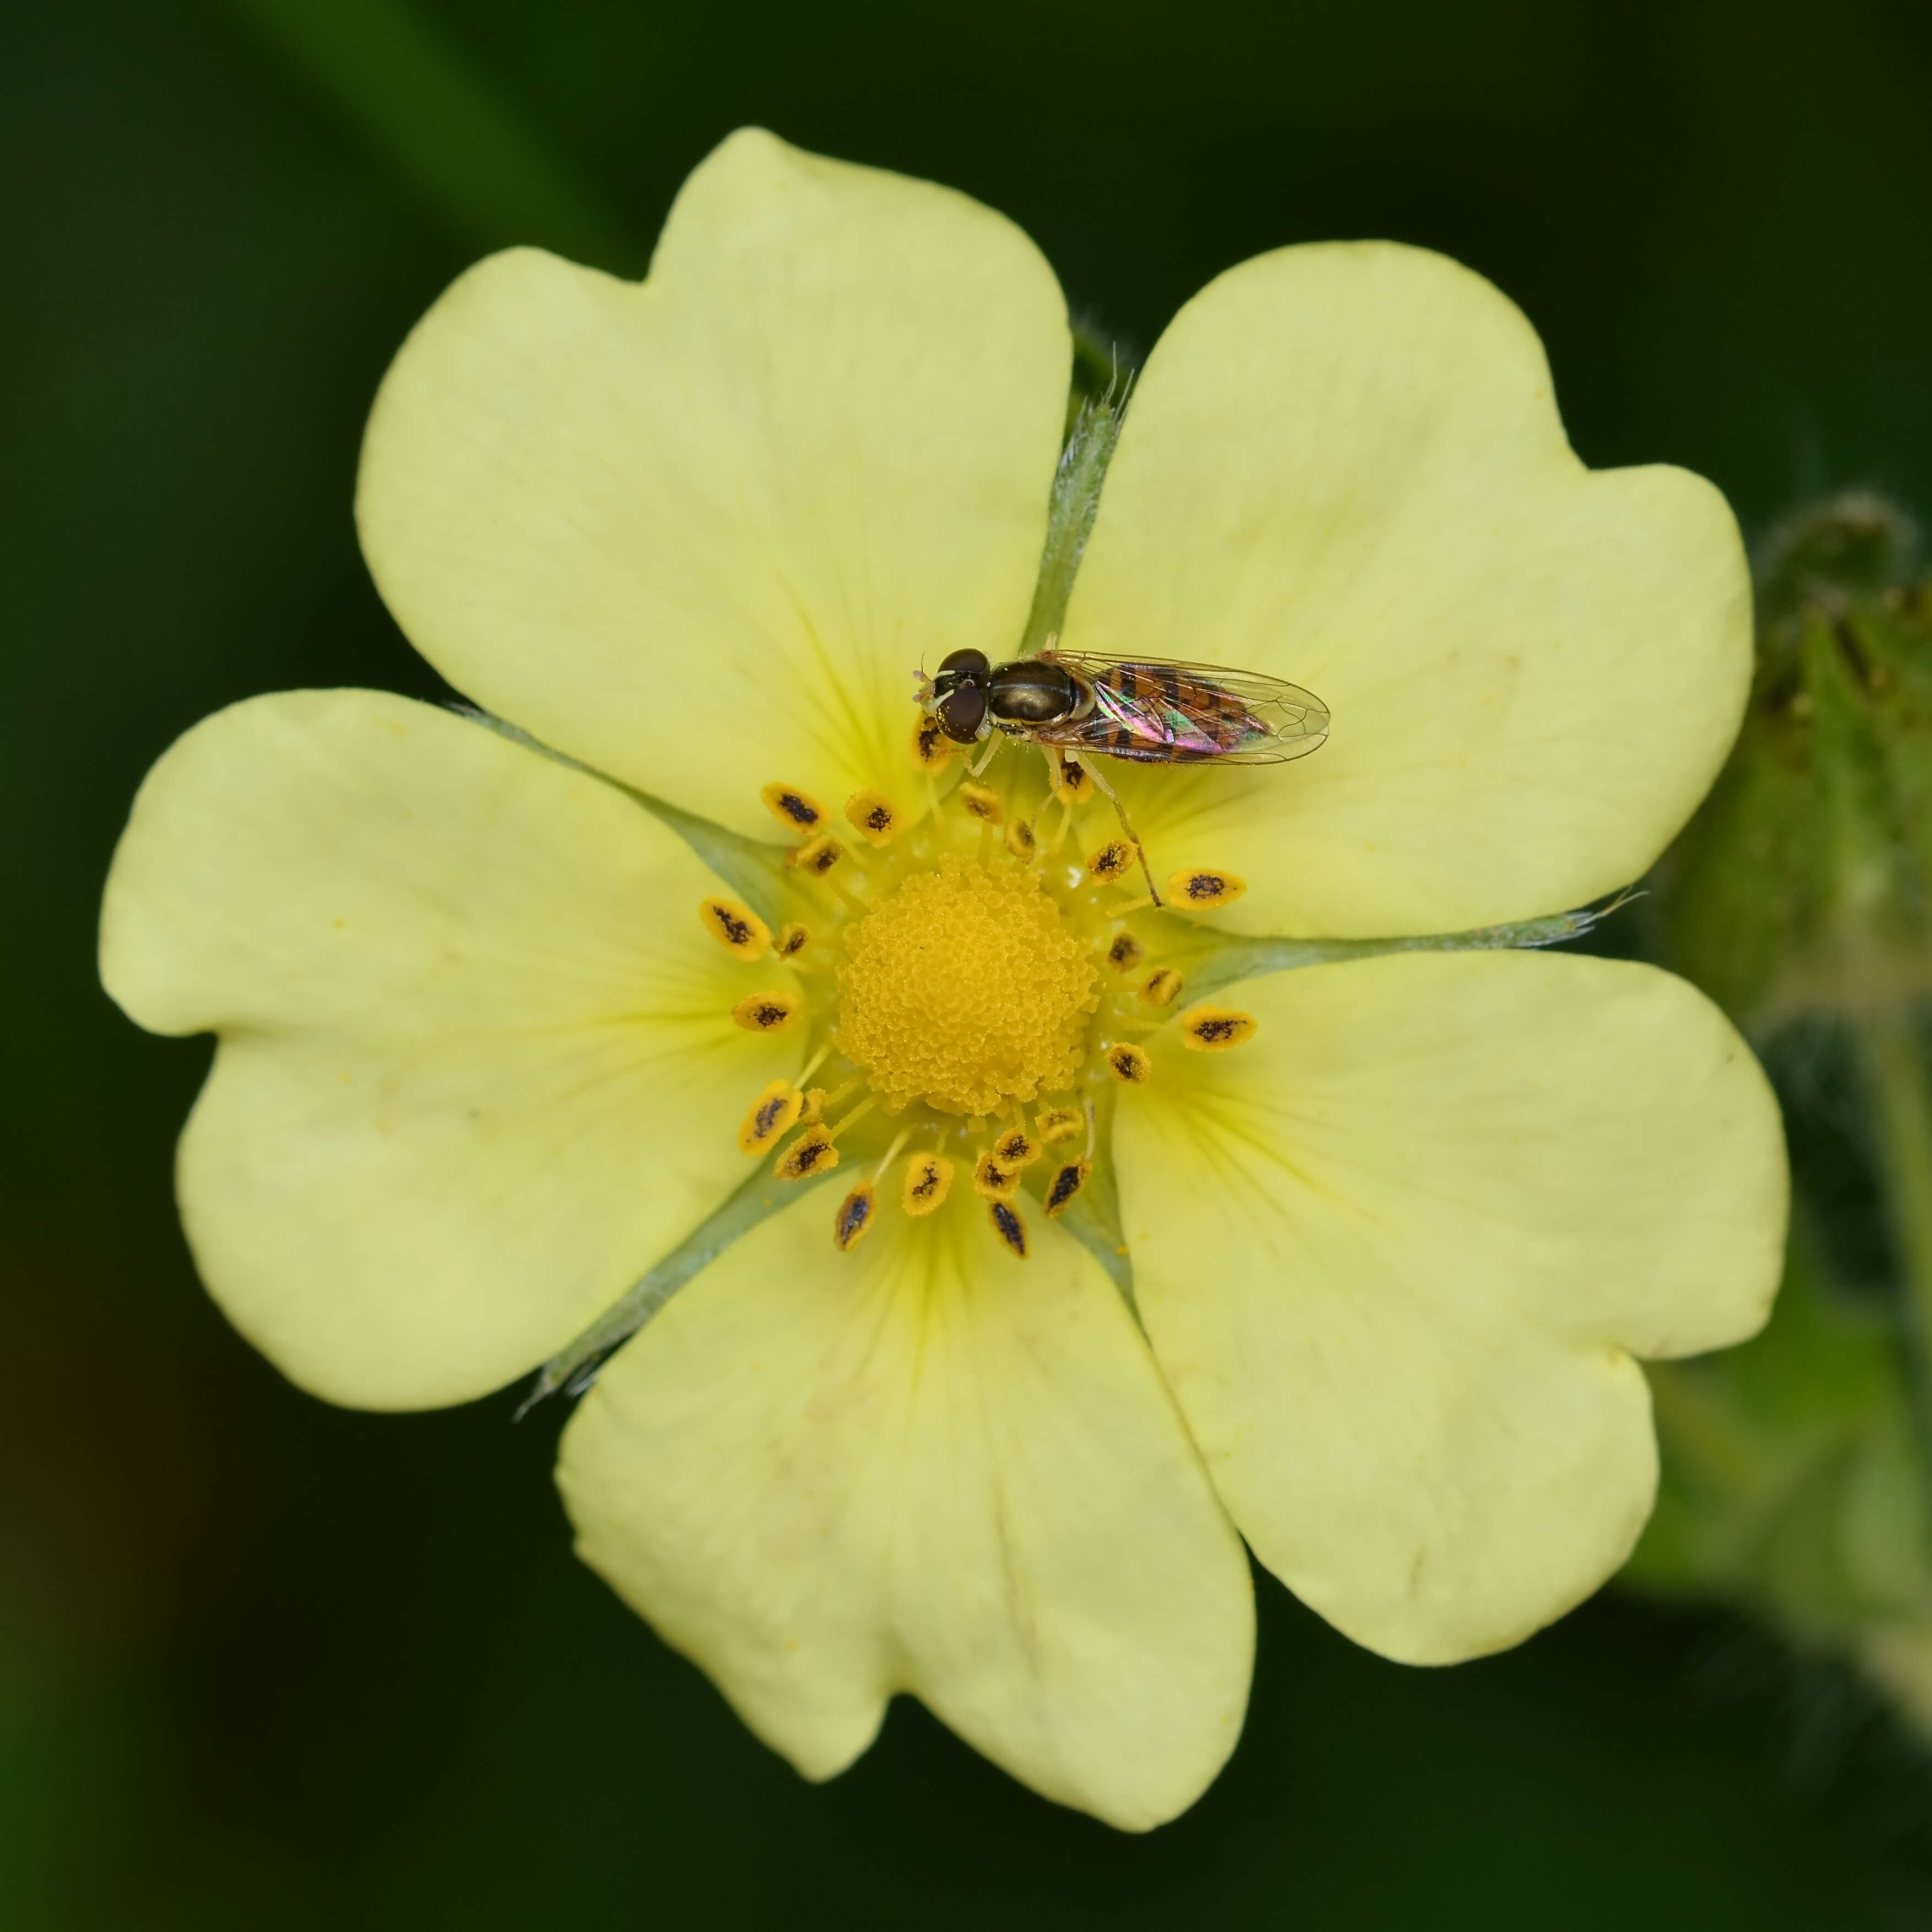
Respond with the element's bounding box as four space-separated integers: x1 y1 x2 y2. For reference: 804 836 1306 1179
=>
8 1 1932 1924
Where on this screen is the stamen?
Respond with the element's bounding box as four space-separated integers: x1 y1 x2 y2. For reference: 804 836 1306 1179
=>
799 1082 862 1128
786 833 845 877
775 922 811 960
1086 839 1135 885
774 1125 838 1180
912 715 956 770
699 895 770 960
991 1128 1039 1168
1179 1006 1260 1051
1048 792 1076 853
874 1126 912 1179
797 1042 834 1086
1035 1106 1085 1146
988 1199 1029 1259
844 790 901 847
1169 868 1248 910
732 991 799 1033
1106 1042 1152 1084
973 1147 1024 1201
832 1184 877 1252
901 1152 955 1216
1004 818 1037 862
760 781 829 834
1043 1159 1091 1218
736 1079 803 1155
1139 967 1184 1008
824 1096 877 1141
1052 754 1095 804
1104 932 1144 973
959 781 1004 825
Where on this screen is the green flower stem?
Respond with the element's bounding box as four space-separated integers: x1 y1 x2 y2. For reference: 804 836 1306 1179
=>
1852 1009 1932 1377
219 0 643 270
1848 1008 1932 1561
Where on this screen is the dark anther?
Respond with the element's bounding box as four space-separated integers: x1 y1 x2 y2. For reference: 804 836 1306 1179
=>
834 1188 874 1252
775 790 820 827
989 1199 1028 1258
1044 1161 1089 1216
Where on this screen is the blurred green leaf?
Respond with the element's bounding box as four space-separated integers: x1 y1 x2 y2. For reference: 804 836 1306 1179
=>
217 0 645 270
1631 1217 1932 1652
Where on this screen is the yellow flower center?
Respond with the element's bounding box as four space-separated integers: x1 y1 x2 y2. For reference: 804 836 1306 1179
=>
837 854 1097 1115
706 723 1262 1258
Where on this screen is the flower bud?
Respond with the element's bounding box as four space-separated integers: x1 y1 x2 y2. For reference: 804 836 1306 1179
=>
1655 492 1931 1029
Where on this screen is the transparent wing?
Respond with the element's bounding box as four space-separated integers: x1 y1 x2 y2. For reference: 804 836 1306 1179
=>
1033 717 1326 765
1037 649 1330 763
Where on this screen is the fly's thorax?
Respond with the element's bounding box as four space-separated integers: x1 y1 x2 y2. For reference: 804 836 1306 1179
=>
986 659 1082 725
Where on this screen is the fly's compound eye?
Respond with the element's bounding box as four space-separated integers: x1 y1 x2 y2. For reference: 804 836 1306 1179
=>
936 647 991 685
937 684 988 743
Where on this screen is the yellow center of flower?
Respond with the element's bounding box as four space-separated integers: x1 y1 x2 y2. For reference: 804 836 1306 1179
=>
709 722 1261 1256
836 854 1097 1115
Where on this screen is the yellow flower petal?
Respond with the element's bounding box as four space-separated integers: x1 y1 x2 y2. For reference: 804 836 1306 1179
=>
357 128 1068 843
557 1188 1253 1831
1113 950 1786 1664
1068 243 1750 938
100 690 796 1410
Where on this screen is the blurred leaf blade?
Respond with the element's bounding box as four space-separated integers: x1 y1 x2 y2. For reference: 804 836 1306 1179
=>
217 0 646 270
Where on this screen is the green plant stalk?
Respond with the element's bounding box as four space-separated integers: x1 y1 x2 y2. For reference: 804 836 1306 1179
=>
1854 1011 1932 1361
1848 1008 1932 1557
217 0 643 270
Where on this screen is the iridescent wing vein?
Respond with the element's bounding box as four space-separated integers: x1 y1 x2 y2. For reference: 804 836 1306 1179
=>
1035 651 1330 765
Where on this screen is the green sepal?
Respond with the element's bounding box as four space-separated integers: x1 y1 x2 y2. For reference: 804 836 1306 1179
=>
1149 900 1619 1005
1017 393 1123 658
1656 492 1932 1031
454 707 793 926
518 1160 839 1416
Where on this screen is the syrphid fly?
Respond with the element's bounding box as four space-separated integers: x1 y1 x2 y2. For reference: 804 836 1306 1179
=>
915 643 1329 905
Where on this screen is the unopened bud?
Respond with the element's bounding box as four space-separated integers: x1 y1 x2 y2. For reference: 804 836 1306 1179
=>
1655 492 1931 1029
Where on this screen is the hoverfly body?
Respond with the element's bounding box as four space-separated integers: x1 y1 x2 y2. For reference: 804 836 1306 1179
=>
915 643 1329 906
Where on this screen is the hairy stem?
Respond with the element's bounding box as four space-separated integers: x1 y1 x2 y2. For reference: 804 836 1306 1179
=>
1852 1009 1932 1416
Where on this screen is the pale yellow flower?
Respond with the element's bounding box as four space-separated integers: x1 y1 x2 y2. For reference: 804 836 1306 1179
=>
99 129 1787 1830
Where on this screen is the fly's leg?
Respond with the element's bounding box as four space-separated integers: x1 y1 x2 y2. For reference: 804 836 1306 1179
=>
1074 753 1162 907
970 729 1004 779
